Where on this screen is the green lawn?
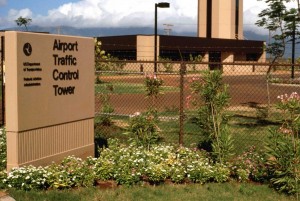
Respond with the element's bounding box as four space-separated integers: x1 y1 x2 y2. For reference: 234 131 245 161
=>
95 82 179 94
95 107 283 154
7 182 297 201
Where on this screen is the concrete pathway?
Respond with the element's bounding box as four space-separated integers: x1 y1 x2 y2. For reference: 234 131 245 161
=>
0 196 15 201
0 192 15 201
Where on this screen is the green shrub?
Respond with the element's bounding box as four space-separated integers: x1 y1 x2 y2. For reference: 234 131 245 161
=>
125 110 160 150
189 70 234 163
265 92 300 195
265 129 300 194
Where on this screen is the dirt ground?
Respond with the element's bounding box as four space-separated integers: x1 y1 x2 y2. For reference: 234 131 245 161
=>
96 71 300 115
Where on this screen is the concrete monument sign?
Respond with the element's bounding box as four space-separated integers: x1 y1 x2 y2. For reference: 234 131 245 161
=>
5 31 94 170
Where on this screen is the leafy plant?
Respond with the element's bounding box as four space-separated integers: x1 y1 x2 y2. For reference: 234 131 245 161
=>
188 54 203 72
189 70 234 163
94 38 126 71
125 110 160 150
159 57 174 73
266 129 300 194
97 84 115 126
144 73 164 108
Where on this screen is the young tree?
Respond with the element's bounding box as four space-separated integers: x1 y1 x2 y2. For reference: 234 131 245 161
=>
256 0 300 74
15 16 32 31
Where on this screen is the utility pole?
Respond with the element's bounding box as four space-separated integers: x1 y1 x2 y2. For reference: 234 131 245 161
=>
163 24 173 35
291 17 296 79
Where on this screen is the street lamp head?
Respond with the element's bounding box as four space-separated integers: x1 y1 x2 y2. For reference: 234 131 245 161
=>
157 2 170 8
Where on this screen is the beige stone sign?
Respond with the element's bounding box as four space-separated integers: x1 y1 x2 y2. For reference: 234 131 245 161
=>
5 31 94 170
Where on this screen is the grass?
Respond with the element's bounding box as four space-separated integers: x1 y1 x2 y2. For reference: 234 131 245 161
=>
7 182 297 201
95 82 179 94
96 107 283 154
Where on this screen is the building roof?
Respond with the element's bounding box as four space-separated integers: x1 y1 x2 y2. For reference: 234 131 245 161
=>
97 34 265 54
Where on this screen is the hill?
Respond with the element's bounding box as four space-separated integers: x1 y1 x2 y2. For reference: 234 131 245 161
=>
3 25 267 41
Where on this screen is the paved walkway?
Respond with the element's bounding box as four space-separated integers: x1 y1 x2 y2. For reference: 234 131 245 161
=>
0 196 15 201
0 192 15 201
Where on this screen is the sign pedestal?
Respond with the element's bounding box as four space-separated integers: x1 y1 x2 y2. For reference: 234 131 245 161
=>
5 31 94 171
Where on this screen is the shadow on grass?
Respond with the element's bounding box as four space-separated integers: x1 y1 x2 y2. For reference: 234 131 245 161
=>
231 114 281 128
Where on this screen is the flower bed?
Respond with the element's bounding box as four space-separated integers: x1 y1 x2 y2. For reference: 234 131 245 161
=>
0 139 236 191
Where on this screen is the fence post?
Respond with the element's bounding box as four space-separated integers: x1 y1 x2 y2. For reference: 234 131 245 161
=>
140 64 143 73
179 62 186 146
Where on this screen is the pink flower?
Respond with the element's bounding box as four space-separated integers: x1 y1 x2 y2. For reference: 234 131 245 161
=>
186 95 192 108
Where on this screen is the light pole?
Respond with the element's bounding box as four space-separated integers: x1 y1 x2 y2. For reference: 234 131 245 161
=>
154 2 170 73
291 17 296 79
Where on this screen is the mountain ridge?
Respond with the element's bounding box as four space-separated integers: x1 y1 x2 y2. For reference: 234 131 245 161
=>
2 25 268 42
5 26 298 58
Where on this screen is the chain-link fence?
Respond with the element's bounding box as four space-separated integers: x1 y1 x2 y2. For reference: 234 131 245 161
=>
94 60 300 154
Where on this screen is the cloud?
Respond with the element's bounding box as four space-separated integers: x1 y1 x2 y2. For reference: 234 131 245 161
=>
28 0 198 32
243 5 269 35
1 0 298 35
243 1 299 35
0 0 6 7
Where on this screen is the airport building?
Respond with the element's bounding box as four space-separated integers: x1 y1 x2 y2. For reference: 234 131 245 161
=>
97 0 266 72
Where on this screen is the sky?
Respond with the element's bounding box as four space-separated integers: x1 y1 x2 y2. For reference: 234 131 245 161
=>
0 0 298 35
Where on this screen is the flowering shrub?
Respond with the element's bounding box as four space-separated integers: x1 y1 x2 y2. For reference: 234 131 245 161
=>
0 136 294 195
145 162 169 184
212 164 231 183
265 92 300 195
50 156 95 188
0 128 6 171
4 166 49 191
186 160 213 184
231 146 267 183
0 139 238 190
169 162 186 184
94 158 115 181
